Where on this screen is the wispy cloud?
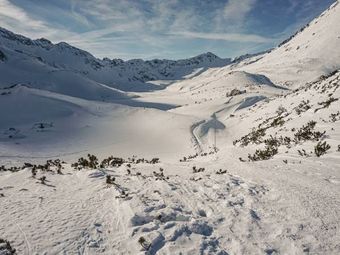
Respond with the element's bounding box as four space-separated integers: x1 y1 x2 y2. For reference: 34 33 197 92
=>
0 0 75 40
0 0 334 59
0 0 48 36
168 31 272 43
223 0 257 23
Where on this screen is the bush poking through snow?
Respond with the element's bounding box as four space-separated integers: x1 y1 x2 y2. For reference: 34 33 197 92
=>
153 168 169 180
138 236 151 251
264 136 282 147
106 175 115 184
150 158 160 164
31 168 37 178
295 100 311 115
0 166 21 172
226 89 246 97
314 141 331 157
294 121 325 143
234 127 267 146
216 169 227 175
72 154 98 170
39 176 46 185
248 145 278 161
315 97 339 112
329 111 340 122
276 106 287 116
239 157 246 162
100 156 125 168
270 116 285 127
193 166 205 173
45 159 63 174
180 153 199 162
0 238 16 254
298 149 310 157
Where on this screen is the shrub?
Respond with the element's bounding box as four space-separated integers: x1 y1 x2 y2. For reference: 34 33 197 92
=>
193 166 205 173
39 176 46 184
329 111 340 122
298 149 310 157
150 158 160 164
153 168 169 180
315 97 339 112
0 238 16 254
72 154 98 170
216 169 227 175
31 168 37 178
106 175 115 184
248 145 278 161
295 100 311 115
100 156 124 168
294 121 325 143
276 106 287 116
314 141 331 157
234 127 267 146
138 236 151 250
264 136 281 147
270 116 285 127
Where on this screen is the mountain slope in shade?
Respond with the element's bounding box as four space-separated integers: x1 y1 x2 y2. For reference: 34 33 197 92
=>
234 0 340 87
0 85 196 161
0 27 231 92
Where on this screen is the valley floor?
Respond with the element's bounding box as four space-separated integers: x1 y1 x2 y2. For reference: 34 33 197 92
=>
1 70 340 254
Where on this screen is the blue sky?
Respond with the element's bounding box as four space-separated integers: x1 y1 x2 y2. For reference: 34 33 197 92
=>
0 0 335 60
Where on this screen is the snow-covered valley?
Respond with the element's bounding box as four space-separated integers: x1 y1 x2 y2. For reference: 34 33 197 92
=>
1 1 340 254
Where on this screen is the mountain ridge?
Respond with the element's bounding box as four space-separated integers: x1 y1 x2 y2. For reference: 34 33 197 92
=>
0 26 231 92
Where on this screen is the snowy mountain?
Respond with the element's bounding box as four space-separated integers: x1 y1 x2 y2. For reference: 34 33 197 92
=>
234 0 340 87
0 27 231 93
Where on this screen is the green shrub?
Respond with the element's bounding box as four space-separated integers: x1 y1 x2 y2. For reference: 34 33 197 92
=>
315 97 339 112
72 154 98 170
234 127 267 146
0 238 16 254
314 141 331 157
248 145 278 161
294 121 325 143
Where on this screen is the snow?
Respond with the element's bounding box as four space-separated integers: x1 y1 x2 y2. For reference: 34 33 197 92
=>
1 1 340 254
232 0 340 88
0 27 231 92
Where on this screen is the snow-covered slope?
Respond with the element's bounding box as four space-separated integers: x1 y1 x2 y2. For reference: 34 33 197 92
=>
1 2 340 254
1 69 339 253
233 0 340 87
0 85 197 163
0 27 231 92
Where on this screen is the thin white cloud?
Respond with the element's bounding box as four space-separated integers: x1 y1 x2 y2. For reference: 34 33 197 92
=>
0 0 74 40
169 31 273 43
223 0 257 22
0 0 47 35
0 0 299 59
